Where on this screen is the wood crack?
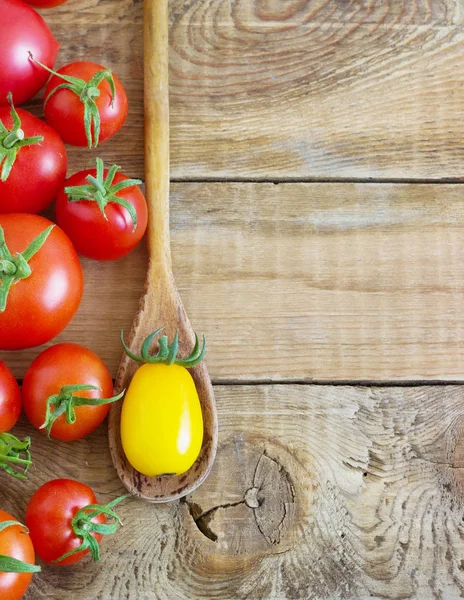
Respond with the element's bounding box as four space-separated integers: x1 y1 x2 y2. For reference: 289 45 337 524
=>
185 499 246 542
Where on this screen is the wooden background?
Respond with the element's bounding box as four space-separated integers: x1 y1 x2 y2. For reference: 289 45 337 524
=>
1 0 464 597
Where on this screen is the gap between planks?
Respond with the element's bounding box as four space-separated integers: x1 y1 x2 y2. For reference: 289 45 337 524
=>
17 379 464 387
212 379 464 387
171 177 464 184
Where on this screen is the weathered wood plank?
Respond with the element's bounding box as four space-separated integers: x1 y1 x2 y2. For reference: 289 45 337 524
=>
28 0 464 180
2 182 464 382
0 384 461 599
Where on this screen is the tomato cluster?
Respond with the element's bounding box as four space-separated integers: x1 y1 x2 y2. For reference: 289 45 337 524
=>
0 0 148 352
0 0 150 597
0 2 208 598
1 482 126 599
0 345 128 599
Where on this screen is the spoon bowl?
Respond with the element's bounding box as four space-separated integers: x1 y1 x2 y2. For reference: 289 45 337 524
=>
108 0 218 503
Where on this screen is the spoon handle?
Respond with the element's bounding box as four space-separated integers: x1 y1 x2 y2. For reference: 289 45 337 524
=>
144 0 171 276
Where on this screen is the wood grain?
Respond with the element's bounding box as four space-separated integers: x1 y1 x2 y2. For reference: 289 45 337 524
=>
0 384 462 599
3 182 464 382
26 0 464 180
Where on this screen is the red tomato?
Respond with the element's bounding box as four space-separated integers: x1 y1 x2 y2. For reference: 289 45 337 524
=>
25 479 105 566
0 105 67 214
23 343 116 441
0 361 21 433
56 161 148 261
44 62 128 148
0 510 36 600
24 0 68 6
0 214 84 351
0 0 59 106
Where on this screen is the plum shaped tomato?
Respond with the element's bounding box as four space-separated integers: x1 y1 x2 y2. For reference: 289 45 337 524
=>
0 0 59 107
0 214 84 351
26 479 127 565
0 360 32 481
23 343 123 441
0 96 67 214
30 58 128 148
56 158 148 261
0 511 39 600
120 328 206 477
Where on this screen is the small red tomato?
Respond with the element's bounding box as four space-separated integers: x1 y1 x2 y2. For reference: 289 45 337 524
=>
0 214 84 351
26 480 105 566
0 361 31 481
25 480 126 565
0 99 67 214
24 0 68 6
22 343 122 441
0 361 21 433
56 158 148 260
0 0 59 106
0 511 37 600
42 62 128 148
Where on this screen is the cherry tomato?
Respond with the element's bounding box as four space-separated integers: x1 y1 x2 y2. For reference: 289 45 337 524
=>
0 0 59 106
0 511 36 600
43 62 128 148
23 343 119 441
56 159 148 260
0 214 84 351
25 479 105 566
24 0 68 6
0 102 67 214
0 361 21 434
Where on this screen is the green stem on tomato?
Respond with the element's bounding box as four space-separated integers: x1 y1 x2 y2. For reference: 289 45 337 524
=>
0 93 44 181
0 432 32 480
0 521 41 574
0 224 54 312
40 383 125 438
3 128 24 148
64 157 142 231
121 328 206 368
54 495 129 563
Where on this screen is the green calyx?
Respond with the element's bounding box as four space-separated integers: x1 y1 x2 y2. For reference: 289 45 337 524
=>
40 383 125 438
0 521 41 574
0 224 54 312
0 432 32 480
54 495 128 563
29 53 116 149
0 93 44 181
121 327 206 368
64 158 142 231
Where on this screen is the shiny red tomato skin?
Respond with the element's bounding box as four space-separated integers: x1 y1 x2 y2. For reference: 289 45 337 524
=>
0 510 36 600
0 214 84 351
0 361 21 433
25 479 105 566
44 62 128 147
24 0 68 6
0 108 67 214
23 343 114 441
0 0 59 106
56 169 148 260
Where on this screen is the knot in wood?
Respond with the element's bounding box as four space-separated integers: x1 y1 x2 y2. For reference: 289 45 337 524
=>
244 487 261 509
184 439 297 555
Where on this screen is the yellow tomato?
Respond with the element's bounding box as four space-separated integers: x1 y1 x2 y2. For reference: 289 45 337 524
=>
120 362 203 477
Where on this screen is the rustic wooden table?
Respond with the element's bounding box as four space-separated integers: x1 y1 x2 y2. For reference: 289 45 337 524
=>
2 0 464 597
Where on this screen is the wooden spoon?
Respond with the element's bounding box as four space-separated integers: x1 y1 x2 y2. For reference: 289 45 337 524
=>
108 0 218 503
